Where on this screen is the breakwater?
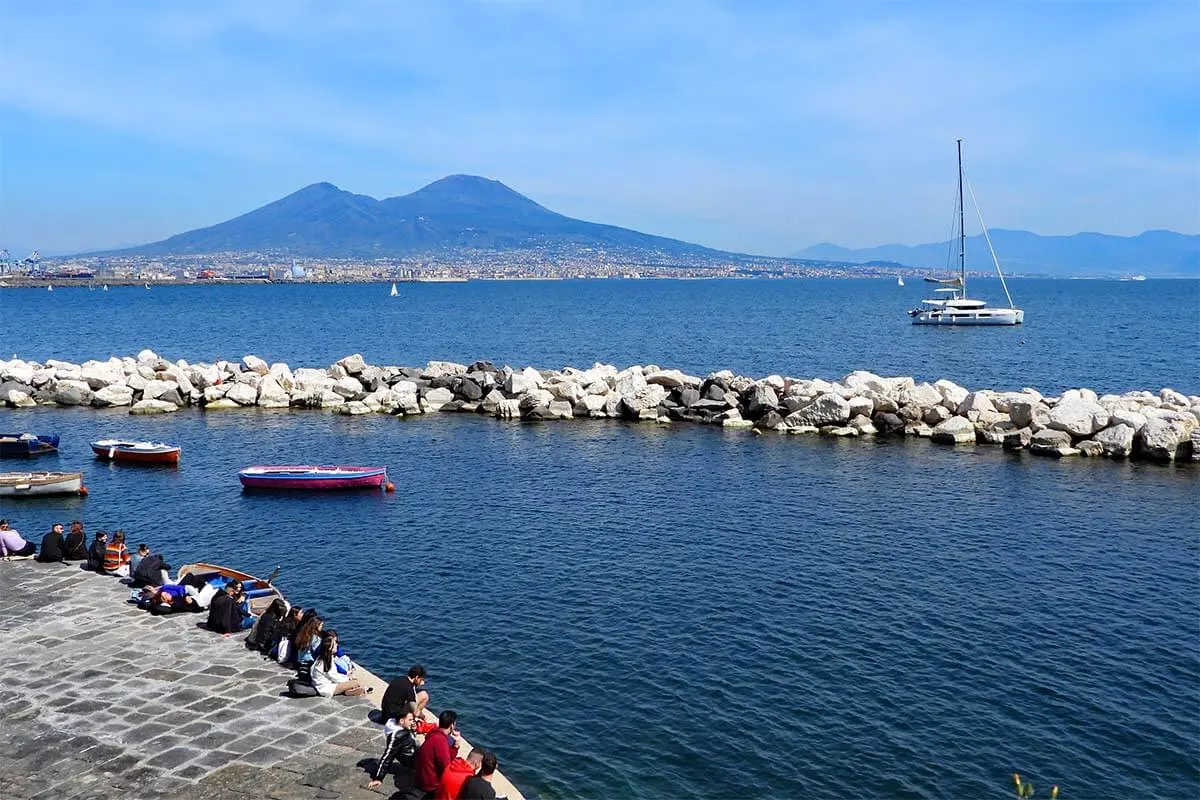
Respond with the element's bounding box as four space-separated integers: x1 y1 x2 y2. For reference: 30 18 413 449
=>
2 351 1197 463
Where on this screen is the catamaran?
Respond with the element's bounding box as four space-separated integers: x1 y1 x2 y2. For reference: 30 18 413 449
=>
910 140 1023 326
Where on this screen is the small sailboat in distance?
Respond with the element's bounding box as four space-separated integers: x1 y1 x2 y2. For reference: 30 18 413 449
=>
897 276 904 287
144 282 151 289
102 284 109 291
390 282 399 297
47 284 53 292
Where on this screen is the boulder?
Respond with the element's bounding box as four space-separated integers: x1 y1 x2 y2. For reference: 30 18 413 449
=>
1135 416 1197 462
136 348 159 363
1 360 36 386
785 393 851 428
931 415 977 444
1077 440 1104 457
848 414 877 436
53 381 93 406
1002 427 1033 450
1093 424 1135 459
142 379 179 402
957 391 996 417
129 398 179 415
923 405 952 426
1110 409 1147 431
257 376 291 408
872 412 905 435
459 377 484 401
80 362 123 390
898 382 942 409
337 353 367 375
331 376 366 400
4 389 36 408
745 385 778 419
225 382 259 406
547 400 575 420
933 379 969 411
1160 388 1189 408
575 394 609 418
91 384 135 407
615 366 648 396
422 387 455 410
242 354 270 375
847 396 874 419
645 369 699 389
333 400 372 416
1048 396 1110 438
619 384 668 419
480 388 507 415
754 409 784 430
1030 428 1077 457
679 387 701 408
505 367 543 395
422 360 467 380
1009 401 1048 429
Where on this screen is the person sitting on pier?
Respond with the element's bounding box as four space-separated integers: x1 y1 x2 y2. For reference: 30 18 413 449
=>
102 530 131 577
36 523 67 563
86 531 108 572
458 751 499 800
63 521 88 561
380 664 430 722
0 520 36 559
129 543 150 574
206 580 255 633
131 551 172 587
435 747 484 800
366 702 420 790
274 606 304 663
309 629 367 697
412 710 459 799
292 614 325 670
246 597 289 653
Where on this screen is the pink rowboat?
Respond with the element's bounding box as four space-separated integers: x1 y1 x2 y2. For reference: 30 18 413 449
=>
237 465 389 491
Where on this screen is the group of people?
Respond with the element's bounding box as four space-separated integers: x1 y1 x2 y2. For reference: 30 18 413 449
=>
2 518 506 799
1 518 167 585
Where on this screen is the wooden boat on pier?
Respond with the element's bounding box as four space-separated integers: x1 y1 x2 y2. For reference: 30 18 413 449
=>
237 465 390 491
0 433 60 458
176 562 284 615
0 471 85 496
91 439 181 464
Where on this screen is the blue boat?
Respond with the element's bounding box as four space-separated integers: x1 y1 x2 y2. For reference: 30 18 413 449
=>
0 433 60 458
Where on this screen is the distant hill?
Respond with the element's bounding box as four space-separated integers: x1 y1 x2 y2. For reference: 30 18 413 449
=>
795 230 1200 278
109 175 728 259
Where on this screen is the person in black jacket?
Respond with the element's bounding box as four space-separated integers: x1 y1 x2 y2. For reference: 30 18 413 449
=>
36 523 67 563
207 581 253 634
131 552 172 587
246 598 288 653
63 521 88 561
86 531 108 572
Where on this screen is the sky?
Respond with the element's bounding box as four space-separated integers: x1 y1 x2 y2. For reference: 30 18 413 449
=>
1 1 1197 256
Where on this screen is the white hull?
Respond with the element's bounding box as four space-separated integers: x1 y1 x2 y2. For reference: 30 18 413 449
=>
912 307 1024 326
0 471 83 496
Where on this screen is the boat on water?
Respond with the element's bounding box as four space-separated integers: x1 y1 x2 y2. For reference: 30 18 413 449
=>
0 471 85 496
390 282 399 297
0 433 60 458
897 276 904 286
237 465 390 491
910 140 1023 326
1120 274 1147 281
91 439 181 464
176 562 284 615
103 284 109 291
47 285 53 292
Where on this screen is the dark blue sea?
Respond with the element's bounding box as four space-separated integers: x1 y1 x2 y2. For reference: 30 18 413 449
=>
0 279 1197 799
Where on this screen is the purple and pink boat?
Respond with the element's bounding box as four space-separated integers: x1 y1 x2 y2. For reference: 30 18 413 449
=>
237 465 390 492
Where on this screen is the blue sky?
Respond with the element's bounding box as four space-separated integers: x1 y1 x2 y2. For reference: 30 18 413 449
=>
1 1 1196 255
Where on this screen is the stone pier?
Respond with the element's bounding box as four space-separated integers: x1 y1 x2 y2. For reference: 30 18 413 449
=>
0 560 524 800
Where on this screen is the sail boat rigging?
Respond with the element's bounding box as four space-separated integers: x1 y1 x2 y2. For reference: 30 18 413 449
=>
909 140 1023 326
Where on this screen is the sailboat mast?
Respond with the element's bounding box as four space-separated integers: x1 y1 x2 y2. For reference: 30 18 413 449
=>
957 138 966 298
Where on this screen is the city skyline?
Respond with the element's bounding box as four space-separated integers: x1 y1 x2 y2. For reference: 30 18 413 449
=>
1 1 1197 256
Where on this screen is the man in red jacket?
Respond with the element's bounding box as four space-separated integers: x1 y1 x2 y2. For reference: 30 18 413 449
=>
410 710 458 799
435 747 483 800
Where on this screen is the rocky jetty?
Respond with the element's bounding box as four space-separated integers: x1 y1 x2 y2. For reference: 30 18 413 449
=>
2 351 1197 463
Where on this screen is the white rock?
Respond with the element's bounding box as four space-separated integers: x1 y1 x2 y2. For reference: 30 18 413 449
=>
899 382 942 408
1136 416 1197 461
423 387 454 409
505 367 543 395
92 384 134 407
847 396 874 419
269 363 294 390
331 376 365 399
931 415 977 444
620 384 668 416
239 354 268 375
1159 388 1188 407
79 362 123 390
129 398 179 415
334 400 372 415
848 414 877 435
225 382 259 406
141 379 178 401
136 349 159 363
256 376 290 408
1 360 35 386
786 393 851 427
1110 409 1147 431
422 360 467 379
645 369 699 389
4 389 36 408
1048 397 1110 438
480 388 507 414
203 397 240 410
763 374 786 391
1094 424 1136 459
331 353 363 375
495 398 521 419
933 379 969 411
615 366 647 395
547 399 575 419
575 394 609 418
957 391 996 417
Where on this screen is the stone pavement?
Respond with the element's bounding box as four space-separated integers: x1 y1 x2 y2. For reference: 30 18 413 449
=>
0 560 523 800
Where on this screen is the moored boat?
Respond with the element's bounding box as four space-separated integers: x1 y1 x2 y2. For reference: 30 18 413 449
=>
176 562 284 615
0 433 60 458
91 439 181 464
237 465 390 491
0 471 85 496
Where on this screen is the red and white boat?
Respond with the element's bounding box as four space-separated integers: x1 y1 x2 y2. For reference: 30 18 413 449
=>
237 465 389 491
91 439 181 464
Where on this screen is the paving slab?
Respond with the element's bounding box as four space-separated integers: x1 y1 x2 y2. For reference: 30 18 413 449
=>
0 560 525 800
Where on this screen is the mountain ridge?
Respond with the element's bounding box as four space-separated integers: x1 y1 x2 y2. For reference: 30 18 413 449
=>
794 229 1199 277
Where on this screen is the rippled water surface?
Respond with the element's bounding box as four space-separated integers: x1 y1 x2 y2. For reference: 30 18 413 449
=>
0 279 1197 799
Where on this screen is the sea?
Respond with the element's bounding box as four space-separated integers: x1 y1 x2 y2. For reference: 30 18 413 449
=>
0 278 1196 799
